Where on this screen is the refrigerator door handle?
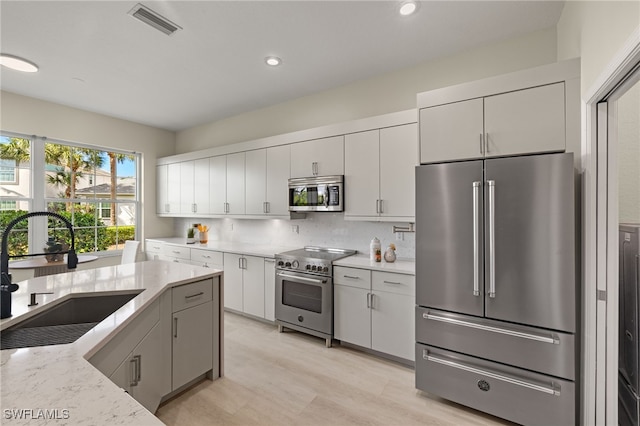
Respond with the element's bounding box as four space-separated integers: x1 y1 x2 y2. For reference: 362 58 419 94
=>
473 181 481 296
422 312 560 344
423 350 561 396
479 134 484 155
487 180 496 298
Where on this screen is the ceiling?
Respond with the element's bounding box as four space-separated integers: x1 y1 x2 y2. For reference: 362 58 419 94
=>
0 1 565 132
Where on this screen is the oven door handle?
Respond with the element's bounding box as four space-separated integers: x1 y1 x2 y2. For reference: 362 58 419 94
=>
277 272 327 284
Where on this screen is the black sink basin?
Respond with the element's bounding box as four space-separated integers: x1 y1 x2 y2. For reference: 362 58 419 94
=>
0 292 141 350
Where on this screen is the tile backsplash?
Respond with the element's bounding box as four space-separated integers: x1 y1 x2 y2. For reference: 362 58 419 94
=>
174 214 415 259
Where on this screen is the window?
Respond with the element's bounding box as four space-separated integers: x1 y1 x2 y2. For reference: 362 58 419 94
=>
0 200 16 210
0 134 140 256
0 158 17 183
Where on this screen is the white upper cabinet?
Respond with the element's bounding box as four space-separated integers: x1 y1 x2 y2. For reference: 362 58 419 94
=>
345 130 380 217
379 124 417 220
179 160 195 214
156 164 169 214
265 145 290 216
167 163 181 214
290 136 344 178
243 145 289 217
245 149 267 215
345 124 417 221
226 152 245 215
420 98 484 163
420 81 567 164
193 158 210 214
209 155 226 215
484 82 565 158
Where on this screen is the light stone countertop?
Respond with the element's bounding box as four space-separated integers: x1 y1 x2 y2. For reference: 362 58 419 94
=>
333 254 415 275
0 260 222 425
146 237 296 258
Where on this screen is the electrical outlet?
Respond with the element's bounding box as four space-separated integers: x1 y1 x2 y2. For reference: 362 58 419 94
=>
395 232 403 241
292 225 299 234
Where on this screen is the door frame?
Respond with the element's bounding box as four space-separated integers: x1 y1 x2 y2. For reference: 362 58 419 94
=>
583 29 640 425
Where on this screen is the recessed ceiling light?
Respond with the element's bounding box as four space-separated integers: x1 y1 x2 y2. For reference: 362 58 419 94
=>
0 54 38 73
399 1 418 16
265 56 282 67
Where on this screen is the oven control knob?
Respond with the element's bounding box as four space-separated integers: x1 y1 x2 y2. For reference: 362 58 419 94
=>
323 266 329 273
292 260 299 269
298 315 304 322
285 262 291 268
306 264 311 270
277 261 284 267
311 265 317 271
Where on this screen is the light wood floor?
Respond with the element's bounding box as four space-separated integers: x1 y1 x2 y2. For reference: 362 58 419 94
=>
156 312 513 426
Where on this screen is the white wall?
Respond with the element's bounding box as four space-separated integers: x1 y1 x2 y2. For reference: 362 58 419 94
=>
557 0 640 94
176 27 558 153
173 216 415 260
0 91 177 242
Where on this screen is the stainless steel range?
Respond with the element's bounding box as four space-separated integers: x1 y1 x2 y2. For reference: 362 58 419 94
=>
275 246 356 347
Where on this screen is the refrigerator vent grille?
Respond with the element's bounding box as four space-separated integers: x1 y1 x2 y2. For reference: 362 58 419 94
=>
128 3 182 36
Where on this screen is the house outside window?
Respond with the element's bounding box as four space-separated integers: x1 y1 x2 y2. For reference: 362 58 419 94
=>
0 134 140 257
0 158 17 183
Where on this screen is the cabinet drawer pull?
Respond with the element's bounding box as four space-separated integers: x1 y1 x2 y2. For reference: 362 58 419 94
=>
201 254 211 259
382 280 402 285
423 350 560 396
172 250 181 254
185 292 204 299
343 275 360 280
423 312 559 344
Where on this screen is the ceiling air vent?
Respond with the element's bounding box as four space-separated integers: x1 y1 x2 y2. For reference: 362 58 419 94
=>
128 3 182 36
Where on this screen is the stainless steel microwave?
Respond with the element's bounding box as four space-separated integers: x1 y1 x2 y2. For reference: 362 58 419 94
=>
288 175 344 212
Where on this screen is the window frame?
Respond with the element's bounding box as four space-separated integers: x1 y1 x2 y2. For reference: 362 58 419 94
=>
0 132 141 256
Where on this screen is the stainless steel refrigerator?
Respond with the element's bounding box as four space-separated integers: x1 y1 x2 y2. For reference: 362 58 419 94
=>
415 152 577 425
619 224 640 426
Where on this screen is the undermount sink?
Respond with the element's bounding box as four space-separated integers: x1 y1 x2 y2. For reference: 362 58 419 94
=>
0 291 142 350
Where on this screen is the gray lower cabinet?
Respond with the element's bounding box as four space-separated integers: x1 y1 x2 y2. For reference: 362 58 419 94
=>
172 301 213 390
109 322 167 412
89 277 220 414
171 279 215 390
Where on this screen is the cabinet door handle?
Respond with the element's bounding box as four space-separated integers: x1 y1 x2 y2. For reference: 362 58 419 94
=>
375 199 380 214
479 133 484 155
485 133 490 153
343 275 360 280
238 257 242 269
366 292 371 308
382 280 402 285
174 317 178 338
129 358 138 387
185 292 204 299
134 354 142 383
379 199 383 214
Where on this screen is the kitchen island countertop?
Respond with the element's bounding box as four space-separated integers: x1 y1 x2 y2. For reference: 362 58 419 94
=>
0 260 222 425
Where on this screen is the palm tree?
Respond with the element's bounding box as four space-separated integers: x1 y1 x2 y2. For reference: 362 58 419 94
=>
45 144 104 210
0 137 30 164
